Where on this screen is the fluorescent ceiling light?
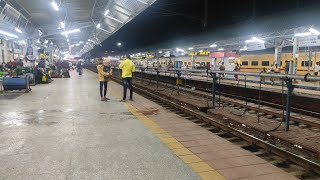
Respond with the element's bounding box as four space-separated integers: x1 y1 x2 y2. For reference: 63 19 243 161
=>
188 47 194 50
218 48 224 51
176 48 185 52
117 42 122 46
51 1 59 11
76 43 80 46
37 40 41 43
14 28 22 33
67 39 69 42
309 28 320 35
294 32 312 37
245 37 264 43
158 51 162 53
61 29 80 35
252 37 265 43
0 30 18 38
104 9 110 16
79 41 83 43
240 48 247 51
210 44 217 48
99 28 112 34
69 45 75 48
97 23 101 28
137 0 148 4
198 50 203 52
106 16 123 23
60 22 65 29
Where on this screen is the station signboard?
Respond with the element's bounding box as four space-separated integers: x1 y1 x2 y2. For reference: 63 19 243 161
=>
225 52 240 58
188 52 197 56
189 51 210 56
198 51 210 56
247 42 266 51
298 35 320 47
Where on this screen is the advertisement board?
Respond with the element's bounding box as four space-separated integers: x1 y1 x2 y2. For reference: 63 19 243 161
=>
209 52 225 58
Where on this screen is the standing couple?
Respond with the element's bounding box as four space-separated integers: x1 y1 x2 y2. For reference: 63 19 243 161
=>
97 56 135 102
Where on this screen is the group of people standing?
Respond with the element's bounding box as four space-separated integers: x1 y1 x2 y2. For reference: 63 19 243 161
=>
97 56 136 102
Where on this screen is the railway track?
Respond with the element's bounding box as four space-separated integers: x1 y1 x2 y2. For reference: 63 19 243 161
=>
135 70 320 117
109 75 320 179
129 73 320 129
86 66 320 179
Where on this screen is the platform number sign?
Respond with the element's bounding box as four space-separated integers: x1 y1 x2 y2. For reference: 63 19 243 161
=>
247 42 266 51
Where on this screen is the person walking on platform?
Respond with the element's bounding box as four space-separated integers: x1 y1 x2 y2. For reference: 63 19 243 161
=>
119 55 136 101
97 58 111 101
219 62 225 79
76 61 83 75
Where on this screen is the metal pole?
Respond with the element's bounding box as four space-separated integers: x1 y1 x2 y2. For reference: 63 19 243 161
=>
211 73 218 109
308 48 312 74
285 78 294 131
156 70 159 89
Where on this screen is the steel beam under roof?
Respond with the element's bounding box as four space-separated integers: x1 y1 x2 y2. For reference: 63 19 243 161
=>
2 0 156 56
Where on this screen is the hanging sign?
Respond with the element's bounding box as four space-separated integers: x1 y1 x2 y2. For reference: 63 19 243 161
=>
225 52 240 57
298 35 320 47
247 43 266 51
164 51 170 58
198 51 210 56
146 55 154 59
189 52 197 56
209 52 225 58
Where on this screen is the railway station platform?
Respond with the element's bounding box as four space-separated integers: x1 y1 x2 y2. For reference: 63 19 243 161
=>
0 70 298 180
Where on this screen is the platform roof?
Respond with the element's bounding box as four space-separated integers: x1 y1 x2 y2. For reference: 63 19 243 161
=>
0 0 156 55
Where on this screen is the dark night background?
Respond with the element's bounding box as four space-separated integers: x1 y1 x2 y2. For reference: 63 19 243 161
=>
89 0 320 57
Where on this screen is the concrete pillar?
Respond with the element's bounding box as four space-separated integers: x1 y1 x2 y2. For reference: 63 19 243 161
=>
292 37 299 75
274 47 282 66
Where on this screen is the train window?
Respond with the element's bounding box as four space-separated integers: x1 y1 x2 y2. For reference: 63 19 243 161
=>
262 61 269 66
251 61 259 66
301 61 312 67
242 61 248 66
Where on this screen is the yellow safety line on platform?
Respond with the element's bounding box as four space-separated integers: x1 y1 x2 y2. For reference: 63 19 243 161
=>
108 87 226 180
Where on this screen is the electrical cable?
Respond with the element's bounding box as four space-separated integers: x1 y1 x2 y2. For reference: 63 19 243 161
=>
230 75 248 116
266 79 285 132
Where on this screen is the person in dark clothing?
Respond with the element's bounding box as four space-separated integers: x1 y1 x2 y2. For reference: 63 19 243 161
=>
76 61 83 75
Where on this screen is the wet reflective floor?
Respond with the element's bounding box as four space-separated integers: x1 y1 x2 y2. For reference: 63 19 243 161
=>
0 70 199 180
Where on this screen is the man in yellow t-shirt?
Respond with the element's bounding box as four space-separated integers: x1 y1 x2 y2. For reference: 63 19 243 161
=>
119 56 136 101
